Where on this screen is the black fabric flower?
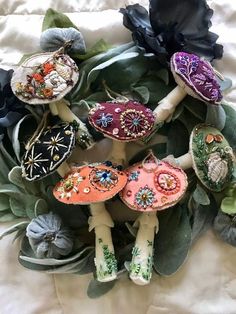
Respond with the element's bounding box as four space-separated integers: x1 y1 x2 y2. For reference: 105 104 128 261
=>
0 68 27 137
120 0 223 66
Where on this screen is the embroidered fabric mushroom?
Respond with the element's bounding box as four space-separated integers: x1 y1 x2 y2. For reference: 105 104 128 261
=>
53 163 127 282
119 152 188 285
88 100 155 165
165 124 234 192
22 112 76 180
153 52 222 124
11 51 93 148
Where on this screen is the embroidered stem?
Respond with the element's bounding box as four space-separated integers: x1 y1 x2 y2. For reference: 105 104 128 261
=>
89 203 117 282
154 85 186 124
130 212 159 285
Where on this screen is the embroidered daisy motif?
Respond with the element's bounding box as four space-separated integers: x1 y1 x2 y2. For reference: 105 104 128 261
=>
23 146 49 178
90 169 118 191
96 113 113 128
44 132 68 156
120 109 151 137
56 172 84 200
134 185 156 209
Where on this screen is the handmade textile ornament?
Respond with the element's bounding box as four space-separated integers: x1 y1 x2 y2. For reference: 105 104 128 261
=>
166 124 234 192
120 152 188 285
153 52 222 124
53 163 127 282
11 51 93 148
26 212 74 259
88 100 155 164
22 112 76 181
40 27 86 54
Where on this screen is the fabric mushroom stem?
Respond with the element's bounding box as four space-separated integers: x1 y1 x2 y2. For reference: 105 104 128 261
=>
153 86 186 124
89 202 117 282
130 212 159 285
108 140 127 166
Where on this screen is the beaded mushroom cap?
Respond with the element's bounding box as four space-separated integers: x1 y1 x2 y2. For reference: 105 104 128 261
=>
88 101 155 141
171 52 222 104
11 51 79 104
22 120 76 181
53 163 127 204
120 156 188 212
190 124 234 192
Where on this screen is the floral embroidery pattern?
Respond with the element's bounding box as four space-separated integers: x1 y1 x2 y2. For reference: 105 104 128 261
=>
55 172 84 200
172 52 222 103
15 53 78 100
120 109 152 137
96 113 113 128
89 168 118 191
128 170 140 182
154 171 180 195
134 185 156 209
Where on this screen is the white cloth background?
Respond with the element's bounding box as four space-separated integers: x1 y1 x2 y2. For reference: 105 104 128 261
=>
0 0 236 313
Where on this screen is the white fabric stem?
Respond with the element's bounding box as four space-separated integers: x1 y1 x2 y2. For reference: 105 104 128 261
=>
130 212 159 285
49 102 59 116
56 162 71 178
89 203 117 282
154 86 186 124
175 152 192 170
108 140 126 165
54 99 94 148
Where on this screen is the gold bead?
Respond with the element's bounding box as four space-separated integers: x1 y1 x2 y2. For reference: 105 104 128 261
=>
53 154 60 161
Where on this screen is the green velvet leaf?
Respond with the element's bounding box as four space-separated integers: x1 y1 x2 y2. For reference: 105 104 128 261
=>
34 199 49 217
221 197 236 215
205 104 226 131
87 279 116 299
222 103 236 150
87 51 139 87
20 246 94 266
166 120 189 157
0 212 17 222
218 77 232 91
42 8 79 31
191 195 218 241
154 204 191 276
8 166 25 189
73 39 110 61
0 221 28 240
131 86 150 104
192 184 210 206
182 96 207 121
0 184 22 196
9 197 27 218
0 194 10 211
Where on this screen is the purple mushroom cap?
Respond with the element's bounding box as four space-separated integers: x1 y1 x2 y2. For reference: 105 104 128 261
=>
171 52 222 104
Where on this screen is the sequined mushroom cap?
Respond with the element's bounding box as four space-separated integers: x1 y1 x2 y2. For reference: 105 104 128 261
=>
88 100 155 164
22 117 76 181
53 163 127 283
11 51 94 148
166 124 234 193
119 152 188 286
154 52 222 124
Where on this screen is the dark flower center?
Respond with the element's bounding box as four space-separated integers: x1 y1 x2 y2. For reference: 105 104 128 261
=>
43 232 56 242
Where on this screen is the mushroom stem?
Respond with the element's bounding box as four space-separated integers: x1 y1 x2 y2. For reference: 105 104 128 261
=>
129 212 159 285
175 152 192 170
56 162 71 178
108 140 126 165
52 99 94 149
154 85 186 124
89 203 117 282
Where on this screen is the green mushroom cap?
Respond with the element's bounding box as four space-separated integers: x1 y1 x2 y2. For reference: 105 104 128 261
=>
190 124 234 192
